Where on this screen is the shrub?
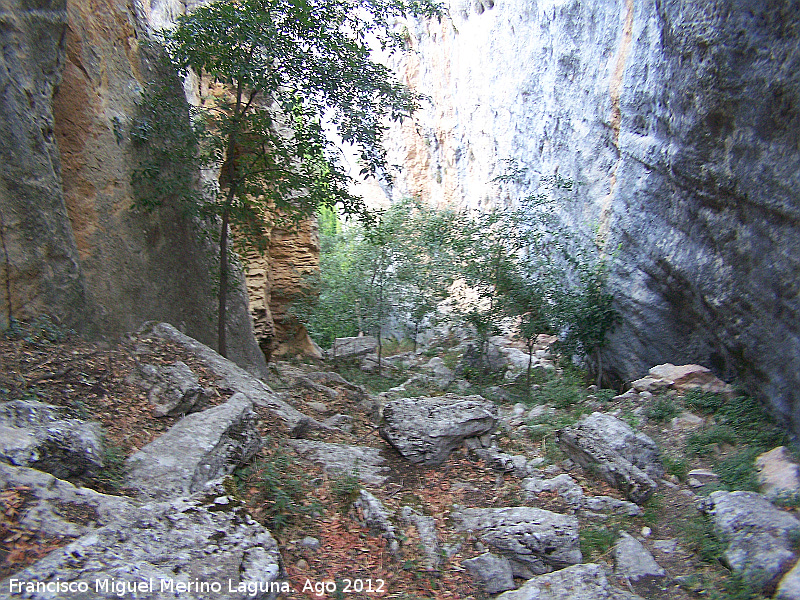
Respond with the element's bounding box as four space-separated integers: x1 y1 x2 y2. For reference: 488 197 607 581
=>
644 396 680 423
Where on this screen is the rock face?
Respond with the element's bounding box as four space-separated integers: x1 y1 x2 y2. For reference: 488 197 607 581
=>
558 412 663 503
380 394 498 465
0 0 89 329
0 0 266 376
1 476 283 600
700 490 800 592
244 218 321 361
375 0 800 436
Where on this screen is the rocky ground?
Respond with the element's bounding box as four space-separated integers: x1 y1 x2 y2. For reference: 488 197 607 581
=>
1 318 799 599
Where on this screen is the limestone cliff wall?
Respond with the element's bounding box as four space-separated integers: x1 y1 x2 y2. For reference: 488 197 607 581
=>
379 0 800 433
245 218 321 360
0 0 266 376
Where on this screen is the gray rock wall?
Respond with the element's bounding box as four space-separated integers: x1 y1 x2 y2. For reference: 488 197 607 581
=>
377 0 800 435
0 0 89 328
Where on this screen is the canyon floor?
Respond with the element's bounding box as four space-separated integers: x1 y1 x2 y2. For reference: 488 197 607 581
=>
1 321 794 599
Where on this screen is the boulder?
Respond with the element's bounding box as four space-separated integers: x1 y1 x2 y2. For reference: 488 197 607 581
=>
495 563 643 600
422 357 455 389
128 361 210 417
289 440 389 485
776 560 800 600
146 323 320 432
1 480 284 600
462 552 516 594
0 399 104 481
125 393 261 499
0 463 130 538
700 490 800 592
755 446 800 499
452 506 581 576
614 532 666 580
331 336 378 359
558 412 663 504
632 364 735 397
380 395 498 465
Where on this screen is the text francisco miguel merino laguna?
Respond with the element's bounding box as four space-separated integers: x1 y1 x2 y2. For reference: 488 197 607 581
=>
7 577 291 596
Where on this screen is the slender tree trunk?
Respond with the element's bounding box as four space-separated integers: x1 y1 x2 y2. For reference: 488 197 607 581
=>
217 84 243 358
217 190 234 358
526 339 534 397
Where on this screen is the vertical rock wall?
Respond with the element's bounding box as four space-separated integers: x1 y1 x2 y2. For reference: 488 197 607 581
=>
245 218 321 360
0 0 89 328
0 0 267 376
378 0 800 434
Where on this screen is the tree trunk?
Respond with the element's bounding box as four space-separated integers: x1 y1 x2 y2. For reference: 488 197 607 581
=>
217 191 234 358
526 339 534 398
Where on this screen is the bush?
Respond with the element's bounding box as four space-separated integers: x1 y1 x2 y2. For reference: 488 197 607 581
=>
644 396 680 423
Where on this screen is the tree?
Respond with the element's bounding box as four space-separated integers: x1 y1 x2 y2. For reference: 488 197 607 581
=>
154 0 441 357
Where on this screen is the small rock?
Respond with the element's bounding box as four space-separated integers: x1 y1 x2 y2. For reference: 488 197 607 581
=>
641 527 652 537
496 563 643 599
671 412 705 430
653 539 679 554
299 536 321 551
307 401 328 413
614 532 666 580
462 552 516 593
688 477 704 488
296 558 309 570
755 446 800 499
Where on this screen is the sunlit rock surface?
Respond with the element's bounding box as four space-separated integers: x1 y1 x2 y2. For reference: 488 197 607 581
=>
376 0 800 435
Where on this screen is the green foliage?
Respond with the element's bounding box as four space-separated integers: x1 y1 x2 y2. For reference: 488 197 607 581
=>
686 425 738 457
235 441 320 530
662 454 690 481
137 0 442 355
93 442 128 493
330 470 361 510
684 389 728 414
644 396 680 423
130 47 204 218
641 493 663 526
579 525 619 560
683 514 727 564
532 372 585 409
295 199 457 352
715 447 762 492
594 388 617 404
2 316 74 347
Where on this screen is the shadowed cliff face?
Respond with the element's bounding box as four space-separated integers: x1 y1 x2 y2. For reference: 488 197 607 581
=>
376 0 800 434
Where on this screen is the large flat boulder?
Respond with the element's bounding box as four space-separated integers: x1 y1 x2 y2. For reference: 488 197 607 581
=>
0 400 104 482
558 412 663 504
331 336 378 358
146 323 320 432
496 563 643 600
452 506 581 577
380 394 497 465
1 479 284 600
0 463 131 538
125 393 261 499
700 490 800 592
